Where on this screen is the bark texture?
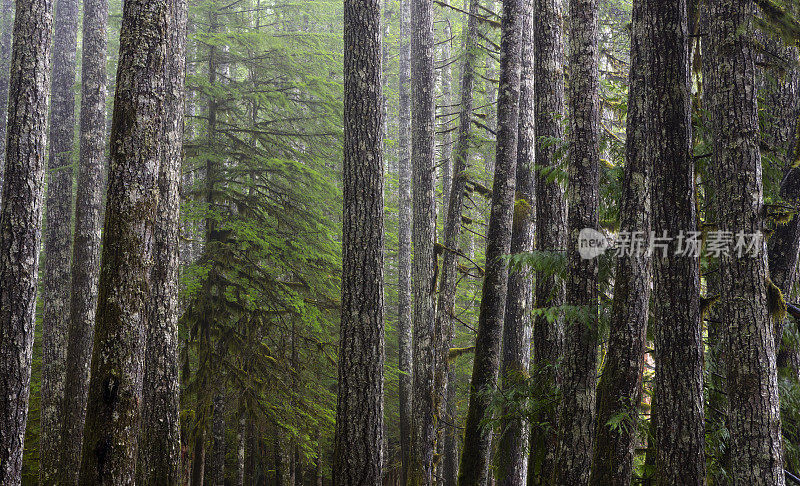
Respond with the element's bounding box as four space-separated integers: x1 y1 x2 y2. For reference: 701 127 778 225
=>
649 1 705 484
496 1 534 484
397 0 413 482
408 0 437 481
78 1 169 483
333 1 386 484
0 0 54 482
707 0 786 484
0 0 13 202
458 0 523 483
137 0 187 482
554 0 601 483
40 0 80 481
589 1 651 484
59 0 109 481
528 0 567 481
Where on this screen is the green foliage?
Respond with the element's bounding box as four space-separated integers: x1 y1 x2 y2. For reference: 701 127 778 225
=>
179 0 345 470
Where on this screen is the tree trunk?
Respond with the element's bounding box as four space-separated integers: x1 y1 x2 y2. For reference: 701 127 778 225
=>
761 36 800 377
443 368 460 486
210 389 226 485
439 20 454 236
0 0 13 202
397 0 413 483
527 0 567 481
554 0 601 482
40 0 80 478
137 1 186 483
191 420 207 486
192 10 224 484
59 0 109 481
408 0 437 481
78 1 169 483
236 406 246 486
495 1 534 484
0 0 53 482
648 1 706 484
333 0 386 484
588 1 651 484
707 0 786 483
458 0 523 483
434 0 480 479
699 4 728 483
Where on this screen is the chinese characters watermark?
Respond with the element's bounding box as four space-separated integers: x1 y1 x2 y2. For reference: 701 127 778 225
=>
578 228 764 260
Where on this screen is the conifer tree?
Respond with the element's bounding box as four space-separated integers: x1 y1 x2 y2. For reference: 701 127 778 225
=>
0 0 54 481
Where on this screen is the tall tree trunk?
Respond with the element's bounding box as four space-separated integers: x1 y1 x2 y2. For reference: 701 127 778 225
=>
761 36 800 379
236 405 246 486
0 0 53 482
191 340 209 486
707 0 786 483
210 388 226 485
699 4 729 483
439 20 454 236
40 0 80 479
137 0 187 482
408 0 437 480
78 1 169 482
443 368 460 486
495 1 534 484
333 0 386 483
458 0 523 483
527 0 567 482
588 1 651 484
0 0 12 202
59 0 109 481
554 0 601 482
397 0 413 483
192 9 224 484
434 0 480 479
649 1 705 484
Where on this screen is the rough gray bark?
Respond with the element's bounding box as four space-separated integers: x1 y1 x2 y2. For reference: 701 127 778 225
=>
397 0 413 483
333 0 386 484
553 0 601 482
0 0 13 202
59 0 109 481
40 0 80 481
78 1 168 483
136 0 186 482
408 0 438 481
588 1 651 484
707 0 785 484
0 0 54 482
527 0 567 482
458 0 523 483
496 1 534 484
649 1 705 484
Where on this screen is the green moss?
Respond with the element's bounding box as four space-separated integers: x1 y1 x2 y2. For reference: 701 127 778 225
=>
447 346 476 363
768 277 788 323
